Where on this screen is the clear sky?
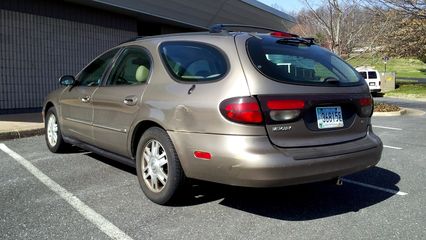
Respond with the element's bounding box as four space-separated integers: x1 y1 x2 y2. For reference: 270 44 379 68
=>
257 0 308 14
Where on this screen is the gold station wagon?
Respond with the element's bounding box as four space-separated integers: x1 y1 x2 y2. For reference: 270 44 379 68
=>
43 25 383 205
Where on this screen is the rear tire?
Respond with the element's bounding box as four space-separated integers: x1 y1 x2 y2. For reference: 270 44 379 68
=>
136 127 186 205
45 108 69 153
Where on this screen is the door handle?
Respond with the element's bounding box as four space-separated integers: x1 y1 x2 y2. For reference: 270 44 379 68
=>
123 96 138 106
81 96 91 103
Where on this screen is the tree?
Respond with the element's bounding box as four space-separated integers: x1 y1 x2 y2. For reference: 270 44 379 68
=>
364 0 426 62
368 0 426 18
295 0 376 56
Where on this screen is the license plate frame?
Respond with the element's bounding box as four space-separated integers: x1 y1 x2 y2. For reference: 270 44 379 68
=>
316 106 344 129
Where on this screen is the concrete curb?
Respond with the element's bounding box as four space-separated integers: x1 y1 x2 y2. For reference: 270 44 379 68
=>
0 128 44 141
373 108 407 117
405 108 426 116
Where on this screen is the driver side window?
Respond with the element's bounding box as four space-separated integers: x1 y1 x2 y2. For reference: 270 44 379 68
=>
78 48 119 87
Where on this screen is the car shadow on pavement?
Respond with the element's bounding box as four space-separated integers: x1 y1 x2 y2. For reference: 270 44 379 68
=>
216 167 401 220
176 167 401 221
84 152 401 220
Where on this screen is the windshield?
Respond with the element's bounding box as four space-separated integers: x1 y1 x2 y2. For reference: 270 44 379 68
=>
246 36 362 86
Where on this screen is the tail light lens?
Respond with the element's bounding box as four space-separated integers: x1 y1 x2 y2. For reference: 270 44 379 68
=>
219 97 263 124
359 97 373 117
266 99 305 122
359 97 372 106
270 31 299 38
267 99 305 110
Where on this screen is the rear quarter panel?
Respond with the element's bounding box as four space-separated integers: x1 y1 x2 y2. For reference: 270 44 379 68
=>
129 35 266 136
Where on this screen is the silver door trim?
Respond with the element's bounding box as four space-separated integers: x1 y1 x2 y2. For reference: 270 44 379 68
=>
65 117 92 126
92 123 126 133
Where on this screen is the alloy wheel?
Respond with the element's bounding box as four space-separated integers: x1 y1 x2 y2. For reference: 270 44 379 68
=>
142 140 169 192
47 114 58 147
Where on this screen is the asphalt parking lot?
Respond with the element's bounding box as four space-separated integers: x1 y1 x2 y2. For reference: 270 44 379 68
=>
1 98 425 240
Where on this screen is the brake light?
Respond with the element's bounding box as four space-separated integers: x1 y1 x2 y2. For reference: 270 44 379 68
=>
359 97 373 117
267 100 305 110
270 31 299 38
265 99 305 122
359 98 372 106
220 97 263 124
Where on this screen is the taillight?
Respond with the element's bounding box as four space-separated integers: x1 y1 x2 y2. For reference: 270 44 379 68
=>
266 99 305 122
270 31 299 38
359 98 372 106
359 97 373 117
219 97 263 124
267 100 305 110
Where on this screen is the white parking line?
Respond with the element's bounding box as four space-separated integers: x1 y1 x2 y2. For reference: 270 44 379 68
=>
342 178 408 196
384 145 403 150
373 125 402 131
0 143 134 240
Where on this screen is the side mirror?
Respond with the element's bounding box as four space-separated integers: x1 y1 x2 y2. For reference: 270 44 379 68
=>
59 75 76 86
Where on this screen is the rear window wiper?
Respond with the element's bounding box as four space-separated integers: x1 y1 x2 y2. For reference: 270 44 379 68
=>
323 77 340 84
276 37 315 46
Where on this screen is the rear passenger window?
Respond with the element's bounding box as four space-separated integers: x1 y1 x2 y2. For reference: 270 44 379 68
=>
160 42 228 82
107 47 151 86
368 71 377 79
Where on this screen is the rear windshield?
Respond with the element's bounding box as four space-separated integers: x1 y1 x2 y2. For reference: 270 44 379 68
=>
368 71 378 79
359 71 367 79
247 37 362 86
159 41 228 82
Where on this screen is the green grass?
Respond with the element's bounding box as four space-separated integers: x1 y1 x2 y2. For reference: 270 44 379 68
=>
347 56 426 79
386 84 426 98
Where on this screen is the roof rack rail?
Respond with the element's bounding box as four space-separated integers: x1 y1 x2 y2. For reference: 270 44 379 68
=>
209 24 282 33
208 24 318 45
119 36 145 44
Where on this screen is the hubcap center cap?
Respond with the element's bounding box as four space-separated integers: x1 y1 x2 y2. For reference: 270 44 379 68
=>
150 157 158 173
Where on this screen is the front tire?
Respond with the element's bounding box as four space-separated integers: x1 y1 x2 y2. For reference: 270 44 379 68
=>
45 108 69 153
136 127 186 205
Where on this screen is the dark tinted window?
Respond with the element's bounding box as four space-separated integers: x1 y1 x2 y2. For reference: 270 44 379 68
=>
359 71 367 79
368 71 378 79
78 48 119 87
160 42 227 82
107 48 151 86
247 37 362 86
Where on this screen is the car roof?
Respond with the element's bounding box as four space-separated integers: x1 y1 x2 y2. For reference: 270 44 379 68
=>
355 66 378 72
118 24 302 46
119 31 241 45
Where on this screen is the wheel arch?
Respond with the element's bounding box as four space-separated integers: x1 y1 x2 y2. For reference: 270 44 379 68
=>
130 120 166 158
43 101 56 120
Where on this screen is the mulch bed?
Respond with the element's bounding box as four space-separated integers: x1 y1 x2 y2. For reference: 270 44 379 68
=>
374 103 401 112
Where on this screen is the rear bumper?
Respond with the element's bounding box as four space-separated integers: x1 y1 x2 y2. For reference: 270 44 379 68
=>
168 126 382 187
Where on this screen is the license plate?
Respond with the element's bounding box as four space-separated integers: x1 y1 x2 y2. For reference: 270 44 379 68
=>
316 106 344 129
369 82 375 86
